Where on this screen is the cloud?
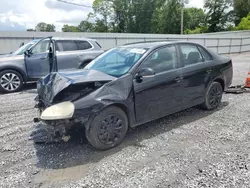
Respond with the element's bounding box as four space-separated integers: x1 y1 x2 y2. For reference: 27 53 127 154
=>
0 0 94 31
56 10 92 24
187 0 204 9
0 11 33 31
0 0 204 31
0 22 26 31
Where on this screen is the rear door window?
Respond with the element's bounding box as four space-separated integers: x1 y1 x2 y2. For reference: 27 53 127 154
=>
179 44 204 66
56 40 78 52
198 47 212 61
75 40 92 50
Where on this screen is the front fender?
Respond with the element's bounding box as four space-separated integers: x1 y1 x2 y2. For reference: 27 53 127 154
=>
72 75 135 130
0 65 28 82
73 100 133 131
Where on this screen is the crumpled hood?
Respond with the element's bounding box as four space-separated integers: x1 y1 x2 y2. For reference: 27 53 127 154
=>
37 69 116 105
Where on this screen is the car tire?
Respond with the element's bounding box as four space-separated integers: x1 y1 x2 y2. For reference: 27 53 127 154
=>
0 70 24 93
201 82 223 110
86 106 128 150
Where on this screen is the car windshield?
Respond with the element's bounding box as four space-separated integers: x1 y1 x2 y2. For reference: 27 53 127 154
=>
84 47 148 77
12 41 36 55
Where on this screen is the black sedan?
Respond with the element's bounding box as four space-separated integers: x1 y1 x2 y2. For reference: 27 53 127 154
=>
34 41 233 150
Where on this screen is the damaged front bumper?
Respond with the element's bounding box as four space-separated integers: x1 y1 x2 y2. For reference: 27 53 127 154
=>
34 94 75 121
33 96 87 143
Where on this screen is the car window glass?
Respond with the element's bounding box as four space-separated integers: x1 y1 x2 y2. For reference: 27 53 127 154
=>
198 47 212 61
104 52 126 63
56 41 64 51
56 40 78 52
180 44 204 66
13 43 34 55
85 47 148 77
141 45 178 74
76 40 92 50
32 40 50 54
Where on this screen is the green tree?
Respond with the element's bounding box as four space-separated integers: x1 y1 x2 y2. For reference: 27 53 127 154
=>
78 21 94 32
204 0 233 32
35 22 47 31
94 19 108 32
184 25 208 34
184 8 206 30
128 0 158 33
46 24 56 32
234 13 250 30
160 0 182 34
233 0 250 25
62 25 80 32
35 22 56 32
111 0 128 32
151 0 165 33
91 0 203 34
93 0 113 32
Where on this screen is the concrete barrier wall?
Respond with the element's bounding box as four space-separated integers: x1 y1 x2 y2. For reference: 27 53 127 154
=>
0 30 249 54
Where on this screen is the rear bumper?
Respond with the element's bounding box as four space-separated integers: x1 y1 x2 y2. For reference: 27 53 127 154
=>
223 61 233 90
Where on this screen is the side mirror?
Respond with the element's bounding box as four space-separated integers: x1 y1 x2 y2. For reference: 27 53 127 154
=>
135 67 155 83
24 49 31 57
24 50 28 56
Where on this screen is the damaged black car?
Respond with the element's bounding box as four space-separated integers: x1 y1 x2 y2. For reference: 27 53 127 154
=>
34 41 233 150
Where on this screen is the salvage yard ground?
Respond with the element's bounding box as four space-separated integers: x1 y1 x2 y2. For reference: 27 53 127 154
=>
0 52 250 188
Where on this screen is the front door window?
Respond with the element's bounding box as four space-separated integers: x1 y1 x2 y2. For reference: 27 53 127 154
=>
31 40 50 54
140 45 178 74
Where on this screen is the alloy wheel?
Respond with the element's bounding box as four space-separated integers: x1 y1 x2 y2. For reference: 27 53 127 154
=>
0 73 21 92
208 84 222 108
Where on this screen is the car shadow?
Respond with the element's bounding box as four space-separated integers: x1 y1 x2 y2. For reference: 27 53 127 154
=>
34 101 229 170
0 82 37 95
23 82 37 91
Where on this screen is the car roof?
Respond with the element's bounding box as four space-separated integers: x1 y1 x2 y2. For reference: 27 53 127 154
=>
120 40 204 50
31 39 40 42
52 37 96 41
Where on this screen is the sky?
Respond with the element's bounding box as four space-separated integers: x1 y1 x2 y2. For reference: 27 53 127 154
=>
0 0 204 32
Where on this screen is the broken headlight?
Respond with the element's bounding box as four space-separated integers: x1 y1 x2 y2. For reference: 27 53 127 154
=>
40 101 75 120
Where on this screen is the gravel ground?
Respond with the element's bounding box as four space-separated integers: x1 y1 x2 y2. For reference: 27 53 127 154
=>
0 53 250 188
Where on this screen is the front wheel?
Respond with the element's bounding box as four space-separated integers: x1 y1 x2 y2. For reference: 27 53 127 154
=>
0 70 24 93
86 106 128 150
202 82 223 110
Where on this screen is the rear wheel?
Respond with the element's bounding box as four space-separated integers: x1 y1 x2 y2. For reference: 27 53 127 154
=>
0 70 24 93
86 106 128 150
202 82 223 110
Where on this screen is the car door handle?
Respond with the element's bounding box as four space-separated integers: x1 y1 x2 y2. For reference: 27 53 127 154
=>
175 76 183 83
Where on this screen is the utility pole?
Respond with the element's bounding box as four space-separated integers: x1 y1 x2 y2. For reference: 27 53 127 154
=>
181 3 184 35
180 0 189 35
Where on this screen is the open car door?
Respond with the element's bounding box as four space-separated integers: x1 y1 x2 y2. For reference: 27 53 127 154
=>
25 36 57 79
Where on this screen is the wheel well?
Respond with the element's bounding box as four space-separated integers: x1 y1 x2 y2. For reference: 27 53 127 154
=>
112 103 130 126
214 78 225 90
84 103 130 131
0 68 26 82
